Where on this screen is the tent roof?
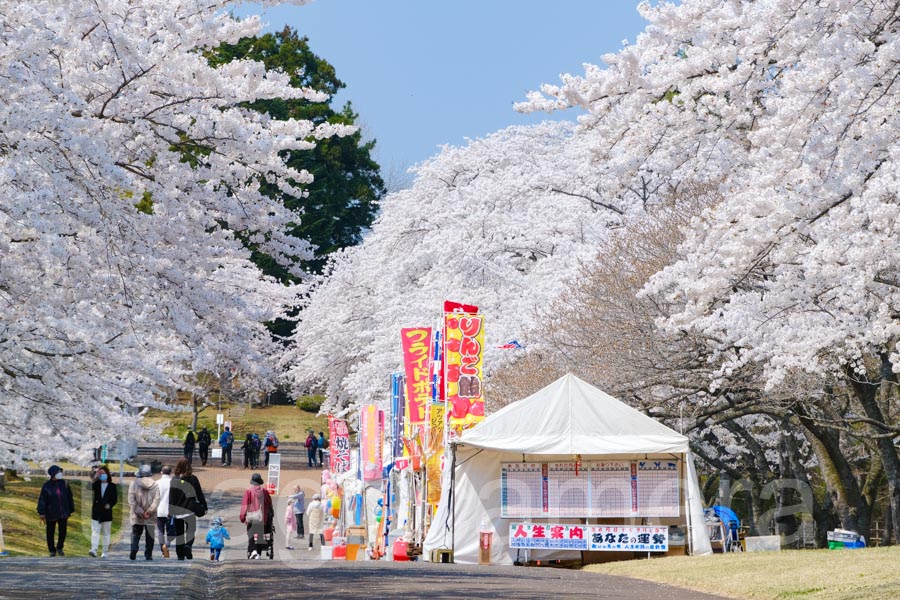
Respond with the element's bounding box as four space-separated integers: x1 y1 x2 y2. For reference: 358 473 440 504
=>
457 373 689 455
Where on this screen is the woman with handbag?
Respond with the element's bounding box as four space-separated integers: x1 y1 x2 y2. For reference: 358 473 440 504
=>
240 473 273 559
89 465 117 557
169 457 207 560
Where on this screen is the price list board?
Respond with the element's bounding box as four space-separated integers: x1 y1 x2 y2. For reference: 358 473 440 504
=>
501 462 546 518
636 460 680 517
589 461 635 517
548 462 590 517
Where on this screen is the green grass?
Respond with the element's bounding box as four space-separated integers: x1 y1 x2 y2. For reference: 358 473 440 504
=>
0 476 127 557
584 546 900 600
142 402 329 442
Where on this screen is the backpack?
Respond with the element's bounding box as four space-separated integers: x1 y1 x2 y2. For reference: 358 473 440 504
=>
321 438 329 450
223 431 234 447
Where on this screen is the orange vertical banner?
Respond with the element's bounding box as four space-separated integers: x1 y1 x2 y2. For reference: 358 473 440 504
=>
401 327 432 425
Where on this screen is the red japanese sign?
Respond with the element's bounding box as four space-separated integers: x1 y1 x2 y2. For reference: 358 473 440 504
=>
444 313 485 426
328 417 351 474
401 327 432 425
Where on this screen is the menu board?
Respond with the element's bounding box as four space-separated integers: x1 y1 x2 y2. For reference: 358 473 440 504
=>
501 460 680 518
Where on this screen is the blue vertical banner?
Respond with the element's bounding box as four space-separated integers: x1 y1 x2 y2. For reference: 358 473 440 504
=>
390 373 404 463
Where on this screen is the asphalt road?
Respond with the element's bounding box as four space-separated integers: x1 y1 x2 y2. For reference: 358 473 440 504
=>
0 557 730 600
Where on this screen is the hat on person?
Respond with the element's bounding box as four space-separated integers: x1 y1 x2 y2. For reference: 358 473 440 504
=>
137 464 152 478
47 465 62 478
313 494 321 500
211 516 223 526
250 473 264 485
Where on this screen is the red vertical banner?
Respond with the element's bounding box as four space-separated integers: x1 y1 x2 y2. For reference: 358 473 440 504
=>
329 417 351 475
360 405 384 481
444 312 485 427
401 327 432 425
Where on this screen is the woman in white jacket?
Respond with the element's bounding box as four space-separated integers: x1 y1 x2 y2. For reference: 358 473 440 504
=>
306 494 325 550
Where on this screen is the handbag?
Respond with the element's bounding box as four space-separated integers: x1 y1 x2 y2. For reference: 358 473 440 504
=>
246 508 263 524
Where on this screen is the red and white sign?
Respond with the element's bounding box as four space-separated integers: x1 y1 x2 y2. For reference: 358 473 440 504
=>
328 417 351 474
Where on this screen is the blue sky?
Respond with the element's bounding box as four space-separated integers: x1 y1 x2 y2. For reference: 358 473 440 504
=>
237 1 648 187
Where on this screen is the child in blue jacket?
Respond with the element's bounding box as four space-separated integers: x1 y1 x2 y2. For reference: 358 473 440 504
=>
205 516 231 561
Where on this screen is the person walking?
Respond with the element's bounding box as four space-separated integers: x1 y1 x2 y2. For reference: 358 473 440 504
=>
284 499 297 550
288 485 305 539
169 457 207 560
205 516 231 562
306 493 325 551
155 465 174 558
197 427 212 466
36 465 75 557
128 464 160 560
239 473 273 559
183 426 196 464
89 465 117 558
250 433 262 468
241 434 254 469
317 431 327 468
304 431 318 468
218 426 234 467
263 431 279 467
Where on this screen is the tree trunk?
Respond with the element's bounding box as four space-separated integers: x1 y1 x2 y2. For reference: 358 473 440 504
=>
849 358 900 545
797 409 870 536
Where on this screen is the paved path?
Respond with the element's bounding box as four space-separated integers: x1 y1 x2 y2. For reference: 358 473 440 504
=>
0 466 730 599
0 557 730 600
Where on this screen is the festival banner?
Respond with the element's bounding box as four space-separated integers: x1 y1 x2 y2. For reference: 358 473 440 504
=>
360 405 384 481
329 417 351 475
444 312 485 427
508 524 668 552
401 327 432 425
390 373 404 464
425 403 445 504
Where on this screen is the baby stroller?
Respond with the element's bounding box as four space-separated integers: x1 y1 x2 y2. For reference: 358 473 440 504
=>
247 519 275 560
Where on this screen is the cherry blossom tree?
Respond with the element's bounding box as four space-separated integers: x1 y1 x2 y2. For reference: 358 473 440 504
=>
523 0 899 540
283 121 636 413
0 0 350 468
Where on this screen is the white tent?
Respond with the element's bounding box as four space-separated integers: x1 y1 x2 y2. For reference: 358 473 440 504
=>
424 373 712 564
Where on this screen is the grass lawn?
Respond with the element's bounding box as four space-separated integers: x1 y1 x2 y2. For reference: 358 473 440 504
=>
142 403 329 443
584 546 900 599
0 476 127 557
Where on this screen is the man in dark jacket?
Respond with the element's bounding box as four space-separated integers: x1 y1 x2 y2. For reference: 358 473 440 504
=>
197 427 212 466
183 426 196 464
37 465 75 557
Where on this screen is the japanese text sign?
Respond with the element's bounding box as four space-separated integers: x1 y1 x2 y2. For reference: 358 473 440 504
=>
401 327 432 425
328 417 351 474
444 313 485 426
508 524 668 552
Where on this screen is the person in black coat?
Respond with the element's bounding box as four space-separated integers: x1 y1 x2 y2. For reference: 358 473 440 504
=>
89 465 118 557
36 465 75 557
168 457 207 560
197 427 212 466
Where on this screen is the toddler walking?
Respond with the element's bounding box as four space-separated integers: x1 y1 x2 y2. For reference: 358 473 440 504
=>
284 499 297 550
205 516 231 562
